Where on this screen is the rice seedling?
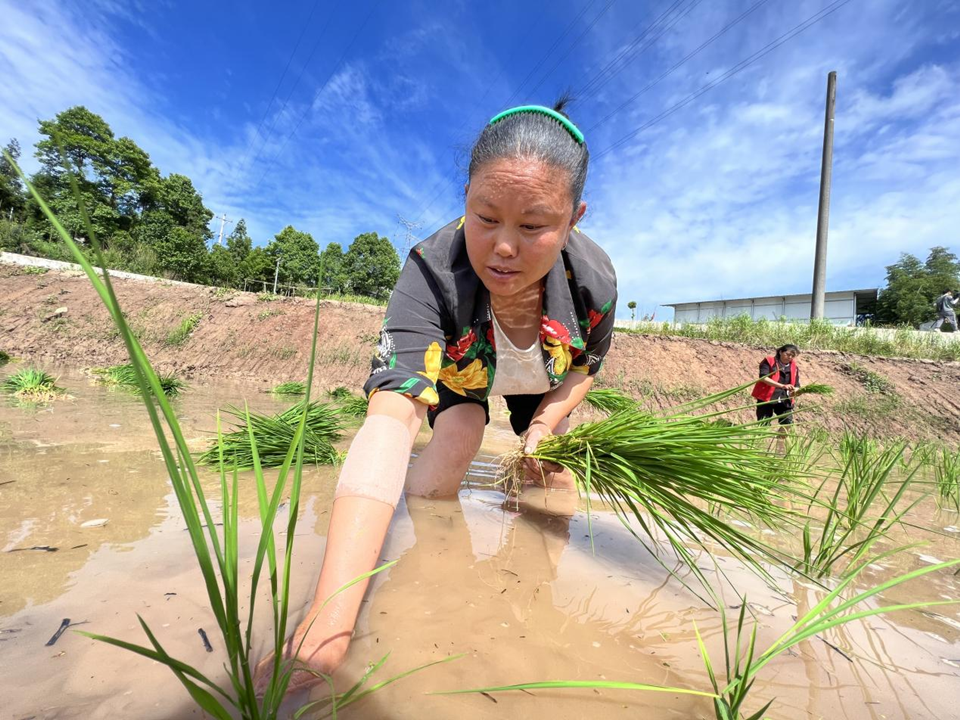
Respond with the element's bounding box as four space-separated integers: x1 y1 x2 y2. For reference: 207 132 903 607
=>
934 445 960 512
0 350 10 366
501 388 801 598
1 367 64 401
696 557 960 719
270 381 306 396
166 311 202 346
10 146 451 718
792 382 833 397
439 558 960 718
337 395 369 418
326 386 352 401
583 387 637 414
198 400 343 470
802 437 924 578
95 363 187 398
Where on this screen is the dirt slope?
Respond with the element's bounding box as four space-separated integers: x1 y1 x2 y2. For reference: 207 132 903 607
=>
3 263 959 441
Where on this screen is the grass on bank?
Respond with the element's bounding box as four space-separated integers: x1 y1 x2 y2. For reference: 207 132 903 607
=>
0 350 11 366
1 367 65 401
94 363 187 398
10 145 452 718
623 315 960 362
166 311 202 346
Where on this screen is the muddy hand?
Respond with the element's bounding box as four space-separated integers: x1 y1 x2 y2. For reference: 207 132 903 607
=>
522 423 563 486
252 629 344 698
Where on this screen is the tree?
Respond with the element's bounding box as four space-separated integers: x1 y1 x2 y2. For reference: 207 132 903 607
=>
875 247 960 327
226 219 252 264
341 232 400 300
0 139 26 220
209 245 239 288
239 246 275 288
267 225 319 287
627 300 637 321
318 242 346 294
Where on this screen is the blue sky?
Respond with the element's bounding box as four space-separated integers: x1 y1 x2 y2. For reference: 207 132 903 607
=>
2 0 959 318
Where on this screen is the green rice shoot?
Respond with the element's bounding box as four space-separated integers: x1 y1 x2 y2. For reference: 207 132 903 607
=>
1 367 65 401
198 400 344 470
270 381 307 396
95 363 187 398
583 387 637 414
793 382 834 397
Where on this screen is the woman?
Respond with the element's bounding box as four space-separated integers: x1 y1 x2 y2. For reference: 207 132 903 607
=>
751 343 800 425
255 99 617 691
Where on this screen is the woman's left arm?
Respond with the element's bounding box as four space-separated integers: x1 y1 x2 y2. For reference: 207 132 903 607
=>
526 371 594 442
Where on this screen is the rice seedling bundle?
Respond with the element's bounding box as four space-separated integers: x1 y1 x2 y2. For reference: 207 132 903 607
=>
792 382 833 397
270 381 306 396
199 400 344 470
583 387 637 414
95 363 187 398
326 385 352 401
502 396 800 594
1 367 64 401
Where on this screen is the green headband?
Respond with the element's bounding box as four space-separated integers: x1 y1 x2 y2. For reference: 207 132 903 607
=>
488 105 585 145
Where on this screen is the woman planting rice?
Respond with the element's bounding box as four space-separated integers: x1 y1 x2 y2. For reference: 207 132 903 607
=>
751 344 801 443
255 98 617 691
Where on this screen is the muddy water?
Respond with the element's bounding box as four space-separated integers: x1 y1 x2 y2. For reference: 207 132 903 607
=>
1 371 959 719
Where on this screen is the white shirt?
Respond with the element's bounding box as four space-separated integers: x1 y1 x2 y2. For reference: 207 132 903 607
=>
488 310 551 397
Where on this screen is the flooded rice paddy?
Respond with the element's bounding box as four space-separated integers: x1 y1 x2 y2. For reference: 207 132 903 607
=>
1 370 959 719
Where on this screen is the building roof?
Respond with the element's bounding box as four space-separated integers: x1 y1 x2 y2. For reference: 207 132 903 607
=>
663 288 878 308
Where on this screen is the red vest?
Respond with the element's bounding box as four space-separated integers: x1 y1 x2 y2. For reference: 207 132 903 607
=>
751 356 797 401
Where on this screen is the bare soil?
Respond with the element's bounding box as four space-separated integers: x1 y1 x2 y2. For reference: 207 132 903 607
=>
3 262 960 442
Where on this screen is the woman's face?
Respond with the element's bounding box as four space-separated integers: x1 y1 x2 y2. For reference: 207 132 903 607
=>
779 348 798 363
464 157 586 299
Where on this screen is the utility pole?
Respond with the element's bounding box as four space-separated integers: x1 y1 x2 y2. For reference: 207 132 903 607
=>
811 71 837 320
397 214 422 257
272 256 281 295
215 213 233 246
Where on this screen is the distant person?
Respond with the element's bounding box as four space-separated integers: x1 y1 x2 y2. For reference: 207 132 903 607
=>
751 344 800 429
933 289 959 331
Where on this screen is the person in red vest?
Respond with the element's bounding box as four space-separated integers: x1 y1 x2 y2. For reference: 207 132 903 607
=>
751 344 800 426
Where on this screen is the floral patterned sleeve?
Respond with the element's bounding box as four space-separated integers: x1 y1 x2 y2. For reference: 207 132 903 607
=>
570 294 617 376
362 254 446 406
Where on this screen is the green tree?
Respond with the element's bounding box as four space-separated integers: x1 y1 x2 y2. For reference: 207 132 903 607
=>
627 300 637 321
0 139 26 220
239 246 275 288
341 232 400 300
875 247 960 327
267 225 319 287
226 219 252 264
318 242 346 293
209 244 239 288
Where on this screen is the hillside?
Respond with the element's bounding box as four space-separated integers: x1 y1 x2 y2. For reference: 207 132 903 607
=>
3 262 959 442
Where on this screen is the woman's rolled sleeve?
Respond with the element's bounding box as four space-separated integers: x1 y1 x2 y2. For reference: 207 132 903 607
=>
571 294 618 376
363 255 447 407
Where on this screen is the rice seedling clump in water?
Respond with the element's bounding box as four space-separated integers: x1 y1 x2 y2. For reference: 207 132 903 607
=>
270 381 306 396
94 363 187 398
199 400 344 469
583 387 637 414
2 368 65 402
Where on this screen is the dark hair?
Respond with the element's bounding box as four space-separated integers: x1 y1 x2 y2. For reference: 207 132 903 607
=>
945 289 953 294
776 344 800 357
468 94 590 214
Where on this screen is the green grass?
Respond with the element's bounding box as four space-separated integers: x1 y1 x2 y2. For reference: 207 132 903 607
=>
95 363 187 398
624 315 960 362
1 367 64 401
166 311 202 346
841 362 895 395
9 145 452 718
270 381 306 396
198 401 343 470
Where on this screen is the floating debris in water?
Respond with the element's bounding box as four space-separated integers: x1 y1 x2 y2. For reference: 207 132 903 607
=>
918 554 944 565
80 519 108 528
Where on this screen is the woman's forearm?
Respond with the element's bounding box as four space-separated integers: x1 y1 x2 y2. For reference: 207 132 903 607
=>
530 372 594 431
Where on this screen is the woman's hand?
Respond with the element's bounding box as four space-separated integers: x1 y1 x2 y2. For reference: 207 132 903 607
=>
522 422 563 484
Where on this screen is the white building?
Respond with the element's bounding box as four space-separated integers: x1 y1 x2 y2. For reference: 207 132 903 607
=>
665 289 878 326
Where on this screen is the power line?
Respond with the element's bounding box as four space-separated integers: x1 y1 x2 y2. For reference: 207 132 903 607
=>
594 0 855 160
578 0 704 103
588 0 772 131
235 0 322 177
254 0 383 189
524 0 618 100
242 4 338 179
